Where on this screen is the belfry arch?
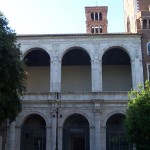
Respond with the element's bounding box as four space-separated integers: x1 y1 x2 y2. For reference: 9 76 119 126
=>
61 47 91 92
23 48 50 92
102 47 132 91
63 114 90 150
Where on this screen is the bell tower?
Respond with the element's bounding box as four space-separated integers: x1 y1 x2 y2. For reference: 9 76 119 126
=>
85 6 108 34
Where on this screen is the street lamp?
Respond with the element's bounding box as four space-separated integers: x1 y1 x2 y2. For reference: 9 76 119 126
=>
53 92 62 150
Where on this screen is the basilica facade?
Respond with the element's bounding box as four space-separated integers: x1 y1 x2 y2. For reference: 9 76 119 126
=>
1 0 150 150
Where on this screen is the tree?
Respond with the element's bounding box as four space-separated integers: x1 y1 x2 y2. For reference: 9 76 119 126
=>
0 12 25 124
125 81 150 150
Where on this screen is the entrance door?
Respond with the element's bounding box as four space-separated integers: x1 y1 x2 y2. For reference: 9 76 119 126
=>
73 134 85 150
63 114 90 150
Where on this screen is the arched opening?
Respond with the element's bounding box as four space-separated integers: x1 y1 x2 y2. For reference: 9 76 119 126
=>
91 26 94 33
95 12 98 20
63 114 90 150
106 114 132 150
99 12 102 20
91 12 94 20
24 48 50 93
62 48 91 92
102 48 132 91
20 114 46 150
143 19 147 29
99 26 102 33
95 26 98 33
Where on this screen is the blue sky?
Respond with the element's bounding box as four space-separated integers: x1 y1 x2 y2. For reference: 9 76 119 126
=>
0 0 125 34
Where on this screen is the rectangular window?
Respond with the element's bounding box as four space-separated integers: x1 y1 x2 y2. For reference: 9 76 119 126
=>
147 64 150 80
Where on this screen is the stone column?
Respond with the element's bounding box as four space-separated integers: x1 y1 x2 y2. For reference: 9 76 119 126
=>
101 126 106 150
90 126 95 150
8 122 15 150
94 108 101 150
50 44 61 92
131 48 144 89
51 116 56 150
46 126 51 150
140 18 143 29
58 126 62 150
147 19 149 29
50 60 61 92
15 126 21 150
91 60 102 92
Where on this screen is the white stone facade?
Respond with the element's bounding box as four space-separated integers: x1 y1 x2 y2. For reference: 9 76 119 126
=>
6 33 143 150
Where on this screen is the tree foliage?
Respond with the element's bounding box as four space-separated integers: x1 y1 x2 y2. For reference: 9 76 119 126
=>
125 81 150 150
0 12 25 124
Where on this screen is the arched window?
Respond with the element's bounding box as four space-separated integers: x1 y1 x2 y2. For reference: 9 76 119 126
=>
95 12 98 20
99 26 102 33
143 19 147 29
99 12 102 20
95 26 98 33
147 42 150 55
91 26 94 33
91 12 94 20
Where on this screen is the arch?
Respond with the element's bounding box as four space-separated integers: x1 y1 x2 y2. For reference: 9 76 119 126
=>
61 47 91 92
101 45 132 61
20 113 46 150
63 113 90 150
61 111 92 127
102 110 126 127
22 46 51 60
61 46 91 61
17 111 49 127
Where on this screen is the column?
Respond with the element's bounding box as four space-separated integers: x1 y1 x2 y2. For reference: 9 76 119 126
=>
94 108 101 150
51 115 56 150
46 126 51 150
90 126 95 150
50 60 61 92
58 126 62 150
101 126 106 150
147 19 149 29
8 122 16 150
140 18 143 29
15 126 21 150
131 58 144 89
91 60 102 92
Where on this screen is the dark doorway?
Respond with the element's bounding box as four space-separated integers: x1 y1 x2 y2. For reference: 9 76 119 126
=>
20 114 46 150
106 114 133 150
63 114 90 150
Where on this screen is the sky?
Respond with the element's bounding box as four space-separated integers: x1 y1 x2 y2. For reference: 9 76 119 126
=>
0 0 125 34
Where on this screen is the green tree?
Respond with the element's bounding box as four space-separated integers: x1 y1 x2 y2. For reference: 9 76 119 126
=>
125 81 150 150
0 12 25 124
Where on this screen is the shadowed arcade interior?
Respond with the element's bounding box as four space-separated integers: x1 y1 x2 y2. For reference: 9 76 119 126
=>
62 48 91 92
24 48 50 93
102 47 132 91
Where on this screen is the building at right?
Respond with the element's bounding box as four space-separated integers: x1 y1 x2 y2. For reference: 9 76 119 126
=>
124 0 150 81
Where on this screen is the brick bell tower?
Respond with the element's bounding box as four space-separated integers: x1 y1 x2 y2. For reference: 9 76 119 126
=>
85 6 108 34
